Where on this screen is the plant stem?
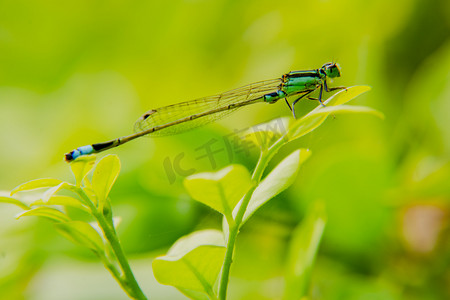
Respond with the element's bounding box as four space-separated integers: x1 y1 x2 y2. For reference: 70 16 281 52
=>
78 189 147 300
100 255 122 284
97 213 147 299
218 138 284 300
218 184 256 300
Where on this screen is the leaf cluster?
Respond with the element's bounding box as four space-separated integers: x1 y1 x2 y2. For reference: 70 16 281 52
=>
152 86 381 299
2 155 147 300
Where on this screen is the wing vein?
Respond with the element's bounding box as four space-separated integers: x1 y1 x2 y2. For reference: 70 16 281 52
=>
134 78 281 136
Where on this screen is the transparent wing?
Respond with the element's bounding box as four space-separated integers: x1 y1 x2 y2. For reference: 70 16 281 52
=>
134 78 281 136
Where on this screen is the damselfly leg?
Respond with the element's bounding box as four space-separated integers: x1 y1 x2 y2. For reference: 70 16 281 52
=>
292 90 314 119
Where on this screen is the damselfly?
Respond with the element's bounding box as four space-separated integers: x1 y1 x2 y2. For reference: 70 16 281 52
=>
65 62 344 162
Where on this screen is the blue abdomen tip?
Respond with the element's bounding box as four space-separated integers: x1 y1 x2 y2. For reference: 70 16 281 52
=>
78 145 94 155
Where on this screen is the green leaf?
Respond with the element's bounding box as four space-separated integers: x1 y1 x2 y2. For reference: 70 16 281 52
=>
83 176 93 189
55 221 104 253
184 165 253 220
177 289 209 300
283 201 327 300
244 117 291 151
10 178 63 195
92 155 121 207
153 230 226 299
306 104 384 119
0 195 30 210
41 182 77 202
16 207 70 222
241 149 311 224
288 86 372 141
322 85 371 106
81 186 98 206
31 195 89 212
70 155 96 187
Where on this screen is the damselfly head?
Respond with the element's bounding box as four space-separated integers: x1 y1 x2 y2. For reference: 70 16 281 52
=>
321 62 341 78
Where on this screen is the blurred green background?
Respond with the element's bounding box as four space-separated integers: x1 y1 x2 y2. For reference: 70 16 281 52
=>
1 0 449 299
